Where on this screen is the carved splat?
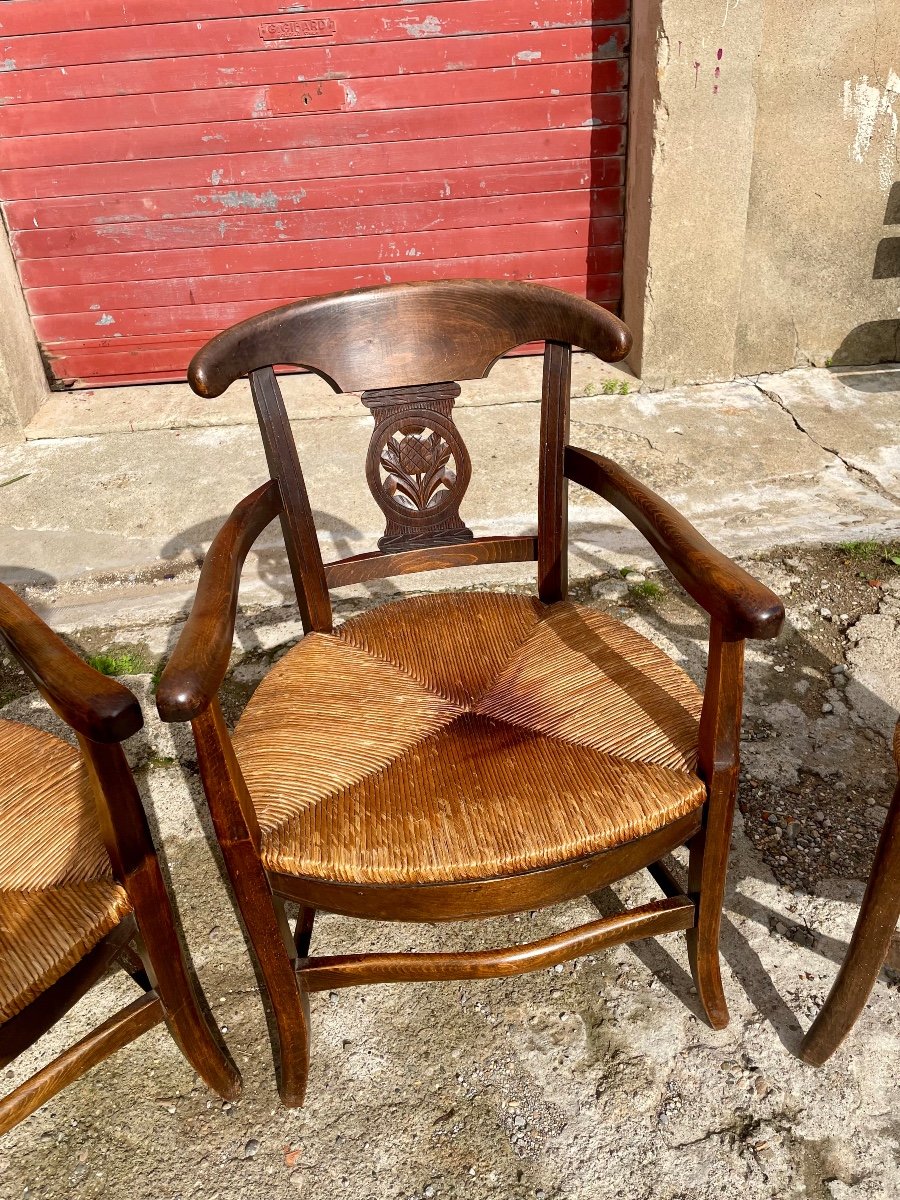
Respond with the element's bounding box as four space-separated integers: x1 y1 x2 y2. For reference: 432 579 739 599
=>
362 382 474 553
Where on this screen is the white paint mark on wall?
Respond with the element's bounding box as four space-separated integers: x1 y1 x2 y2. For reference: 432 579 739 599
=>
95 314 115 326
722 0 741 26
342 83 358 108
399 14 442 38
516 50 541 62
843 71 900 191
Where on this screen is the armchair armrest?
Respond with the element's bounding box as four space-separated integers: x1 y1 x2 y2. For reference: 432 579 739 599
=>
564 446 784 640
0 583 141 742
156 481 282 723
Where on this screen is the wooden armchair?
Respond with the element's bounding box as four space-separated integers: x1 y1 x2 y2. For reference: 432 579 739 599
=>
0 583 240 1133
156 279 784 1106
801 719 900 1064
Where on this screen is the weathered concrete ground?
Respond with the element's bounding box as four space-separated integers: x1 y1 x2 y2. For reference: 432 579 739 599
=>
1 362 899 1199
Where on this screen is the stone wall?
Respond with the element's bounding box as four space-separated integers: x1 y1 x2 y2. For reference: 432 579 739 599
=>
0 0 897 433
625 0 900 388
0 229 51 444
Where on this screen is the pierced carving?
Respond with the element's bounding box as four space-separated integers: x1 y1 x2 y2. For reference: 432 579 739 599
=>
362 382 474 553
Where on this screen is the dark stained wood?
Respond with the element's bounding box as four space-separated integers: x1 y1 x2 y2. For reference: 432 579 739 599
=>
646 858 684 901
192 698 310 1105
324 535 537 588
160 279 783 1103
156 480 281 723
0 581 141 743
686 621 746 1029
0 920 138 1067
0 591 241 1133
361 382 474 552
78 735 241 1100
250 366 332 634
269 810 704 923
189 279 632 397
800 724 900 1065
537 340 571 602
0 995 163 1136
300 898 694 991
564 447 785 640
293 907 317 961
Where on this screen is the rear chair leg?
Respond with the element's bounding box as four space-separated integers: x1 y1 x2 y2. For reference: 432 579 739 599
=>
293 906 317 960
687 826 730 1029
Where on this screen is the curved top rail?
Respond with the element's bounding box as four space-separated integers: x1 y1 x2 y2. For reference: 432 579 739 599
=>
189 279 632 397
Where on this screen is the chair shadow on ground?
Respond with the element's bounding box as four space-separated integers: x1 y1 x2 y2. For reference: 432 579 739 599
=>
145 505 900 1059
4 507 896 1063
582 579 898 1053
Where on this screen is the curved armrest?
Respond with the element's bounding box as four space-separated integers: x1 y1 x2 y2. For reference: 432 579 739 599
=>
565 446 785 640
156 481 282 723
0 583 142 742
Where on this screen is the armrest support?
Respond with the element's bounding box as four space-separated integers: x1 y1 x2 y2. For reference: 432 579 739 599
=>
565 447 784 640
0 583 141 742
156 481 282 723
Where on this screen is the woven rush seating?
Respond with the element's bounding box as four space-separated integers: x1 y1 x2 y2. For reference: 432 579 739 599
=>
157 279 786 1107
234 592 706 887
0 720 132 1023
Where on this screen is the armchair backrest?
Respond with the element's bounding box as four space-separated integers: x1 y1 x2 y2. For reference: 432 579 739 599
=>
188 279 632 633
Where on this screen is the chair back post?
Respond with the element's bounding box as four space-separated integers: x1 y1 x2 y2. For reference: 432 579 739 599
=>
537 340 572 603
249 366 332 634
188 282 632 598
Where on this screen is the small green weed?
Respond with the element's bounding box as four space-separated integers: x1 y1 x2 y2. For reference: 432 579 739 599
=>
87 650 147 676
581 381 598 397
600 379 631 395
838 540 900 565
629 580 665 601
838 539 882 559
146 754 176 769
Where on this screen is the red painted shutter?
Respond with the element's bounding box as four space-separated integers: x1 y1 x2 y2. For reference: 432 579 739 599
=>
0 0 629 388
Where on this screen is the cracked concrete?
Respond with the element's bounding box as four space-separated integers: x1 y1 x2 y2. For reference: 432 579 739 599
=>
0 363 897 633
3 550 900 1199
1 362 899 1199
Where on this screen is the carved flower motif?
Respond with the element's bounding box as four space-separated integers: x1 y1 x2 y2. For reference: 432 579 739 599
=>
380 428 456 512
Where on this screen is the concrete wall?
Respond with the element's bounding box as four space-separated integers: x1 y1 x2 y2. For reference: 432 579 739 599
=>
626 0 900 388
0 3 897 421
0 223 51 443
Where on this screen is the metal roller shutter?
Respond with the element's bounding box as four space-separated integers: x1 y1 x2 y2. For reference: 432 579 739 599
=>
0 0 629 387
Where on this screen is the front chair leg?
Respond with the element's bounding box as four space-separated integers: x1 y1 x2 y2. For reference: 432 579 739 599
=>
688 624 745 1030
192 700 311 1106
686 782 736 1029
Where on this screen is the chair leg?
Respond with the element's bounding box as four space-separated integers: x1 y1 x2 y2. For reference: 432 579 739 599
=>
126 927 241 1101
686 836 728 1029
800 782 900 1065
686 773 738 1030
76 736 242 1103
294 906 317 960
241 892 311 1106
688 625 743 1030
118 940 153 993
192 701 310 1106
